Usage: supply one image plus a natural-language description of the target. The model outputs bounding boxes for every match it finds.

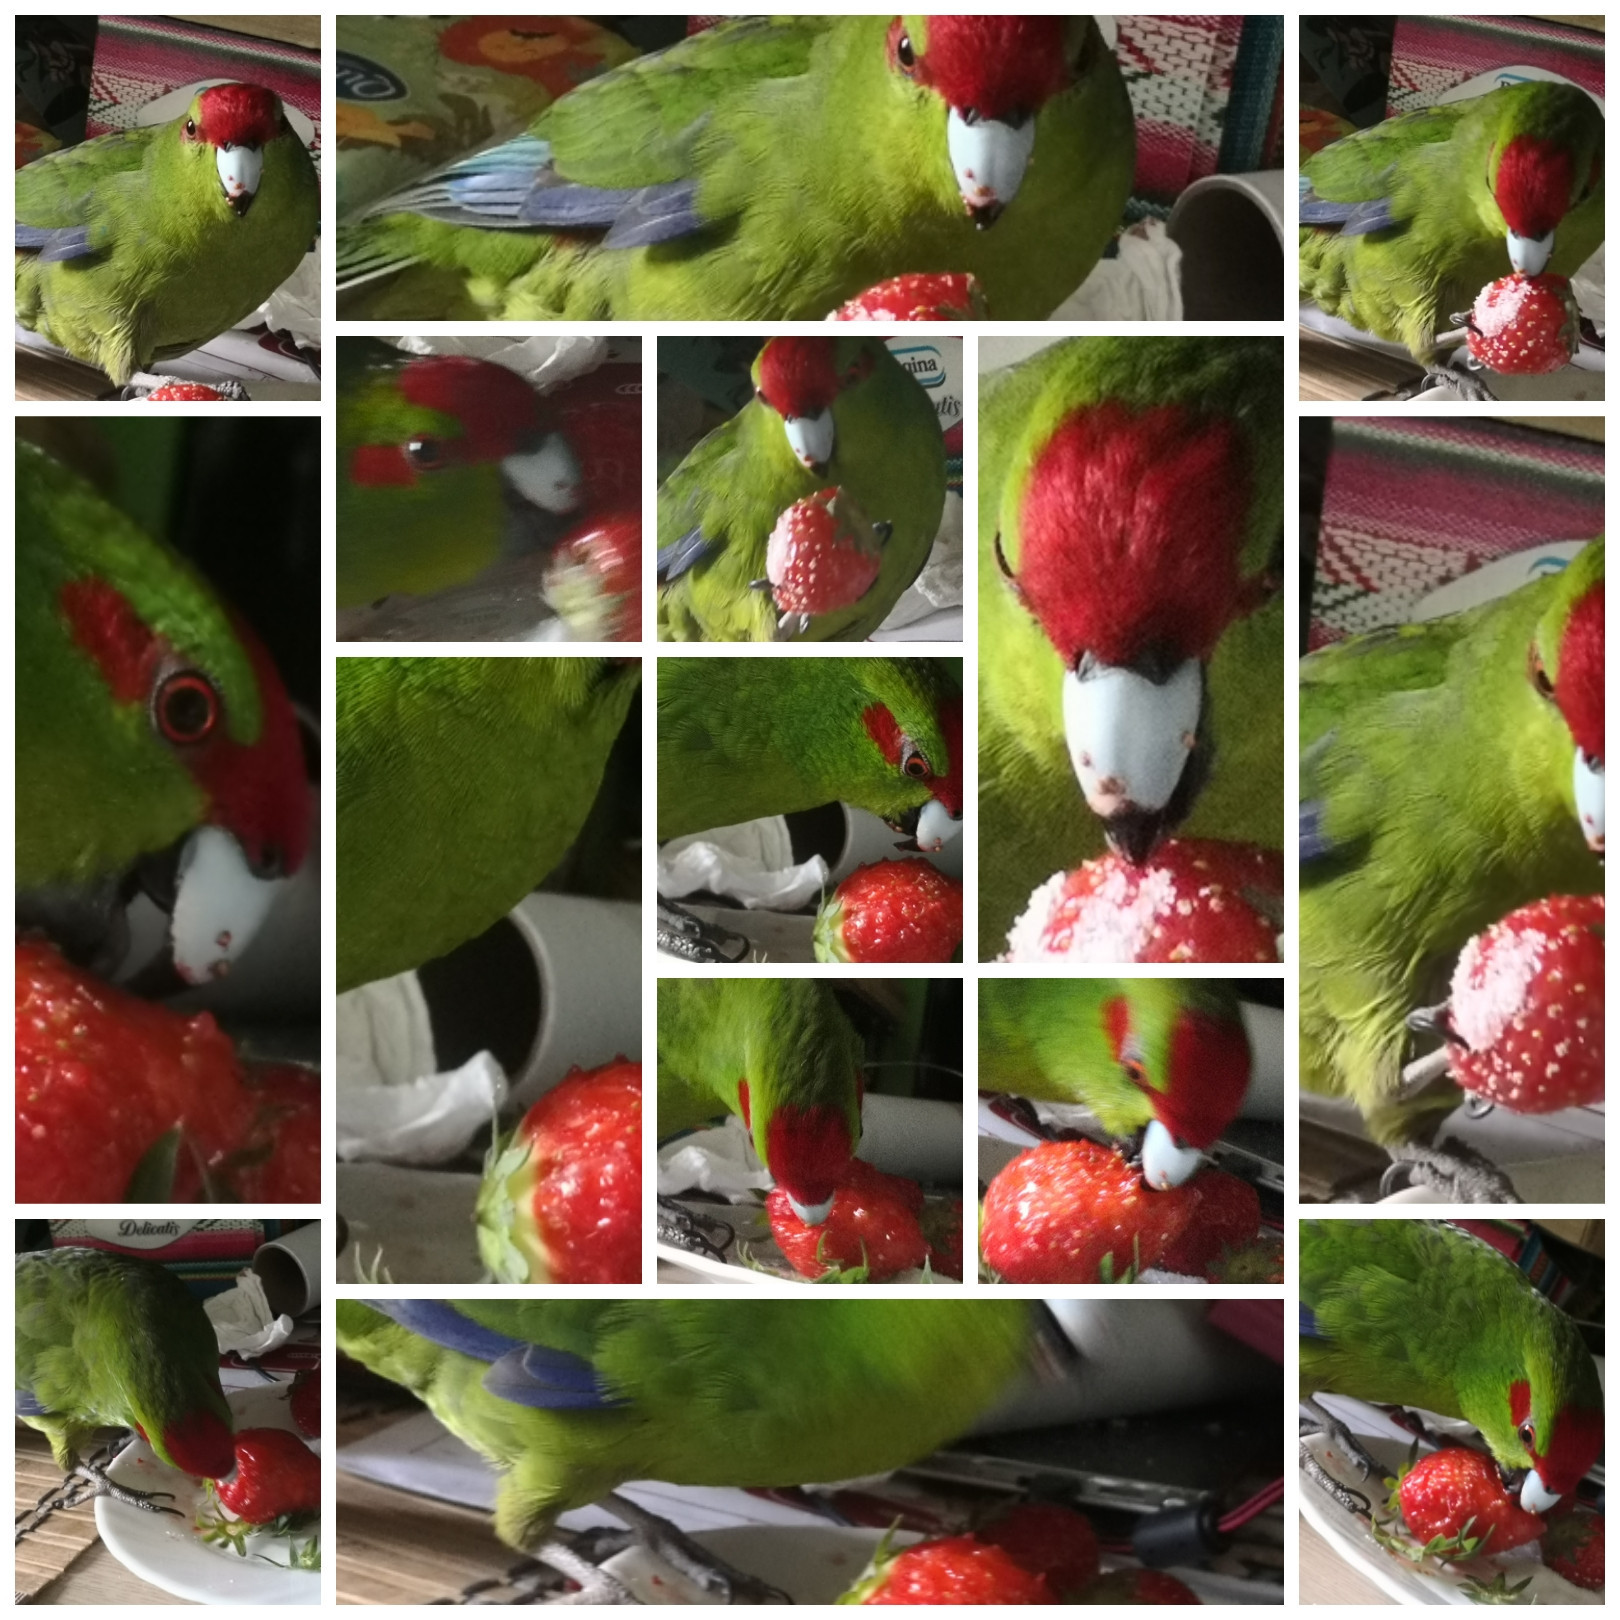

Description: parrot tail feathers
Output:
[483,1345,628,1412]
[333,226,423,291]
[15,223,94,262]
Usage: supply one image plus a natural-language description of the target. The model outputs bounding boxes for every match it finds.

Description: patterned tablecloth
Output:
[1309,418,1605,650]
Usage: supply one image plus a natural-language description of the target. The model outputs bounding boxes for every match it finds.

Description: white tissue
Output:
[658,820,829,911]
[337,972,509,1163]
[386,335,608,391]
[1050,220,1184,322]
[658,1118,773,1202]
[206,1272,294,1358]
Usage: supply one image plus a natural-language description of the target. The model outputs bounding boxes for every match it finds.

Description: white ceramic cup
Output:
[1167,170,1285,319]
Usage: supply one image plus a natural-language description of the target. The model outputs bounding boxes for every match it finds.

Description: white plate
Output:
[96,1381,320,1605]
[1298,1425,1598,1605]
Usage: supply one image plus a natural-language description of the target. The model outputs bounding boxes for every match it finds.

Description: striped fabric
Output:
[87,14,320,145]
[1387,13,1604,112]
[1311,419,1605,649]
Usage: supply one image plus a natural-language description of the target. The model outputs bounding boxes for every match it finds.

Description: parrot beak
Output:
[947,106,1036,228]
[168,826,286,984]
[783,410,835,472]
[503,432,582,514]
[914,800,962,853]
[1141,1119,1202,1189]
[786,1191,835,1226]
[1574,747,1604,853]
[1508,228,1554,276]
[215,144,263,217]
[1519,1469,1560,1514]
[1062,656,1205,866]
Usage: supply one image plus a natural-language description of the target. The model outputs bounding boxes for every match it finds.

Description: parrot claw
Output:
[1379,1139,1520,1204]
[1298,1440,1373,1519]
[532,1538,637,1604]
[1396,1045,1454,1101]
[657,1196,733,1262]
[73,1460,181,1517]
[656,900,752,963]
[602,1492,793,1604]
[774,612,811,641]
[1300,1396,1382,1484]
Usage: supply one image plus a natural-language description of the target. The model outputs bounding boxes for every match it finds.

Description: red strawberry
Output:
[1002,839,1282,963]
[223,1062,322,1204]
[142,381,229,401]
[845,1533,1054,1604]
[922,1196,964,1280]
[765,486,884,617]
[814,858,963,963]
[1078,1569,1202,1603]
[768,1161,928,1280]
[831,273,987,322]
[214,1428,320,1523]
[979,1502,1101,1598]
[1157,1169,1262,1279]
[17,940,260,1201]
[1395,1447,1545,1555]
[1206,1229,1284,1284]
[1543,1502,1603,1591]
[1466,273,1581,375]
[476,1060,642,1284]
[980,1140,1202,1283]
[544,506,640,641]
[288,1371,320,1440]
[1445,895,1603,1113]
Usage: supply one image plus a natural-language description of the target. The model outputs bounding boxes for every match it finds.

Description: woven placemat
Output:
[14,1430,102,1603]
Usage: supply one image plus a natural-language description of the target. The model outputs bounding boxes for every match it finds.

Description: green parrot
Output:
[979,980,1255,1188]
[658,656,961,848]
[1300,538,1604,1198]
[16,83,319,386]
[658,335,947,642]
[16,1247,237,1507]
[1300,1220,1603,1514]
[336,343,585,610]
[658,978,865,1223]
[337,656,639,992]
[336,1298,1032,1599]
[336,16,1133,320]
[978,337,1284,958]
[1300,81,1604,395]
[16,438,310,984]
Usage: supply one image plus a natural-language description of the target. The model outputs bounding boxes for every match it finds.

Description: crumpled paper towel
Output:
[385,334,608,391]
[205,1272,293,1358]
[658,1117,773,1202]
[878,493,963,631]
[658,819,828,911]
[1051,220,1184,322]
[337,971,509,1163]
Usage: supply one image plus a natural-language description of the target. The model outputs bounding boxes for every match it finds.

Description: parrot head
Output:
[1104,985,1253,1188]
[888,17,1086,227]
[753,337,881,473]
[1493,1363,1604,1513]
[134,1403,237,1482]
[1489,85,1603,276]
[56,576,310,983]
[180,83,295,220]
[1530,542,1603,853]
[736,982,865,1225]
[858,674,963,852]
[348,354,582,516]
[997,401,1269,864]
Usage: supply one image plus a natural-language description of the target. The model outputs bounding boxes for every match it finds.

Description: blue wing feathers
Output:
[658,527,715,584]
[16,223,95,261]
[359,1299,526,1363]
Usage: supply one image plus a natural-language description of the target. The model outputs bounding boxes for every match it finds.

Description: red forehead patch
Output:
[398,355,543,461]
[757,338,842,419]
[1154,1008,1252,1150]
[1495,134,1577,242]
[930,694,963,816]
[196,82,283,148]
[895,17,1069,121]
[765,1103,855,1209]
[1555,581,1603,759]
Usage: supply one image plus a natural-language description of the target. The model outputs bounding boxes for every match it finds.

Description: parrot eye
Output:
[1528,645,1556,700]
[896,31,917,72]
[405,437,447,471]
[1518,1420,1536,1449]
[1119,1035,1147,1085]
[184,118,197,139]
[900,739,931,779]
[154,670,220,745]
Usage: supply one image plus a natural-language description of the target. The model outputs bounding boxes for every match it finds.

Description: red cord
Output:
[1218,1477,1284,1532]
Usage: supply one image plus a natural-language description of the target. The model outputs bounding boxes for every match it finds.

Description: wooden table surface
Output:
[1299,1516,1393,1605]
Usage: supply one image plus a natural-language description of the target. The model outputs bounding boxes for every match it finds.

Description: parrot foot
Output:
[72,1461,180,1517]
[532,1538,637,1605]
[117,373,251,402]
[657,1196,733,1262]
[1379,1139,1520,1204]
[656,900,752,963]
[1300,1396,1383,1484]
[603,1492,792,1604]
[1298,1440,1373,1518]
